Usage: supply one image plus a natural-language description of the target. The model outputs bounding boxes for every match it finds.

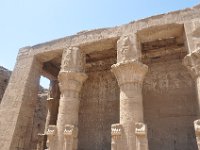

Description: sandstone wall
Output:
[0,66,11,103]
[143,54,198,150]
[78,58,119,150]
[0,66,47,150]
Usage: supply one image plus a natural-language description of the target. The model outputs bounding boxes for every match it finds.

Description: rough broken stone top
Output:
[117,35,141,63]
[61,46,86,73]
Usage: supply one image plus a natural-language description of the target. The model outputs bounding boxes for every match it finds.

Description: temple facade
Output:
[0,4,200,150]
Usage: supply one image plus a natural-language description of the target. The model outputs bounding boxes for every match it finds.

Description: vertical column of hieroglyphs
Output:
[183,19,200,149]
[0,47,42,150]
[111,36,149,150]
[47,46,87,150]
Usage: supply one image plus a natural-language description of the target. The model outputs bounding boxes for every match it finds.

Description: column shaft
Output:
[111,61,148,150]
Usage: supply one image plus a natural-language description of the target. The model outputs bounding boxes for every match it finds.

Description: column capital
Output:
[111,60,148,86]
[183,48,200,78]
[58,71,87,93]
[61,46,86,72]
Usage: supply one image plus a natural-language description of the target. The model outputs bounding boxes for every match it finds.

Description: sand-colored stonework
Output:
[1,4,200,150]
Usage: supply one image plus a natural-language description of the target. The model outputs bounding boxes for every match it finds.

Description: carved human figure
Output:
[135,122,149,150]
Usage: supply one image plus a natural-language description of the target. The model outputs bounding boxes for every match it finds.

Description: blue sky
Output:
[0,0,199,87]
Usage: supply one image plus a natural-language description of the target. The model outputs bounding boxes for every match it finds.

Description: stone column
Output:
[111,36,149,150]
[45,80,60,132]
[54,46,87,150]
[183,49,200,149]
[0,47,41,150]
[183,49,200,114]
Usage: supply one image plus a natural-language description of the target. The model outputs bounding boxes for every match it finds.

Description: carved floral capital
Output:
[111,60,148,86]
[58,71,87,93]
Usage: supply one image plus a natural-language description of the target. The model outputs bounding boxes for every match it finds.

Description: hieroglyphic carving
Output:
[61,46,85,72]
[63,124,78,150]
[194,120,200,149]
[111,124,123,150]
[135,122,149,150]
[46,125,56,150]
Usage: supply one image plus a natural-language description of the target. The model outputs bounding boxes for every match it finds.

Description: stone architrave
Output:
[135,122,149,150]
[111,36,149,150]
[54,46,87,150]
[46,125,57,150]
